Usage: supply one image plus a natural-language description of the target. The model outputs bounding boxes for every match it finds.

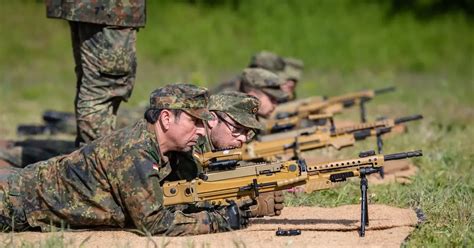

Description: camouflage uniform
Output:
[0,70,282,168]
[0,107,144,169]
[240,68,289,103]
[169,91,285,218]
[168,91,264,182]
[239,68,290,134]
[249,51,304,101]
[46,0,146,146]
[0,84,235,235]
[210,92,264,131]
[211,51,304,99]
[281,57,304,84]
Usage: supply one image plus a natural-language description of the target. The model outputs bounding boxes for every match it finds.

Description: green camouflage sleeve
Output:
[114,151,230,236]
[148,207,231,236]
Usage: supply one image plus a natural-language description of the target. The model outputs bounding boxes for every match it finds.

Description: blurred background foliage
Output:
[1,0,471,129]
[0,0,473,246]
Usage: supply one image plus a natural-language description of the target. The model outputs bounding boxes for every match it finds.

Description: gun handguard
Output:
[162,150,422,206]
[197,132,359,167]
[384,150,422,161]
[333,114,423,135]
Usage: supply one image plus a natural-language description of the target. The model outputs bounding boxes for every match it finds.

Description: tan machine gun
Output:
[196,114,423,168]
[266,86,396,133]
[163,150,423,237]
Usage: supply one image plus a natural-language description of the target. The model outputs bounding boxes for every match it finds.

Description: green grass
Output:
[0,0,472,247]
[286,119,473,246]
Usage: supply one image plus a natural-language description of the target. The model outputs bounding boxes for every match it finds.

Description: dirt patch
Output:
[1,205,419,248]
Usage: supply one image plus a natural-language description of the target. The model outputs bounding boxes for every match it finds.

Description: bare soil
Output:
[1,204,420,248]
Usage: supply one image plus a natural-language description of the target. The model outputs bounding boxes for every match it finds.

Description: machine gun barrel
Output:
[333,113,422,135]
[394,114,423,125]
[384,150,422,161]
[374,86,396,95]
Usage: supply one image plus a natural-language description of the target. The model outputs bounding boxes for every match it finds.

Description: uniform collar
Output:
[145,121,165,165]
[203,123,215,152]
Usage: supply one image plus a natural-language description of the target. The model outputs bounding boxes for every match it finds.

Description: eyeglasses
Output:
[216,113,253,139]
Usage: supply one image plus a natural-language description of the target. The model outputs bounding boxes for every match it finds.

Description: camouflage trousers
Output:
[70,22,138,146]
[0,168,30,231]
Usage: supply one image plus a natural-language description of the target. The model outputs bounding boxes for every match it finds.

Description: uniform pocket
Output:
[7,172,21,197]
[98,27,137,77]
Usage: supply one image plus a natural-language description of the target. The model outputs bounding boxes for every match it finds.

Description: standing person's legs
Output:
[70,22,138,146]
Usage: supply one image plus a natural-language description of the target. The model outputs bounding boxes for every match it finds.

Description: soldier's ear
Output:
[159,109,172,130]
[207,112,218,129]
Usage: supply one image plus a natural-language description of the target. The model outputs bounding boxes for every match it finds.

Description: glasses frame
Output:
[215,113,253,138]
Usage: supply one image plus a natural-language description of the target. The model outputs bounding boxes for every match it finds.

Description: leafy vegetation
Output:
[0,0,472,246]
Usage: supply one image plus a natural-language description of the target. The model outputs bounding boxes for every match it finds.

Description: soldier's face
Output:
[257,91,277,118]
[281,79,296,98]
[209,113,248,149]
[168,112,206,151]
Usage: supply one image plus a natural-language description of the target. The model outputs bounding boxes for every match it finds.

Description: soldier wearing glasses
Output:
[169,71,288,219]
[0,84,260,235]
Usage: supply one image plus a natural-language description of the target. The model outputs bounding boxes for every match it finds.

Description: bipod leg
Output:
[251,179,260,197]
[291,136,301,160]
[359,100,367,123]
[359,173,369,237]
[329,117,335,133]
[364,177,369,226]
[376,133,385,178]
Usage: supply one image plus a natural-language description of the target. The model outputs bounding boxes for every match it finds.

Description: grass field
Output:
[0,0,472,246]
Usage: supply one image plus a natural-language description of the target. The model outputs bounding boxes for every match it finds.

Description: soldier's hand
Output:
[224,200,252,230]
[249,191,285,218]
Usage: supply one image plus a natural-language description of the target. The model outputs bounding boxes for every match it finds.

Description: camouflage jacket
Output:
[46,0,146,28]
[15,119,229,235]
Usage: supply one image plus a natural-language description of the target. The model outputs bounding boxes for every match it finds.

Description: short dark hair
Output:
[144,108,182,124]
